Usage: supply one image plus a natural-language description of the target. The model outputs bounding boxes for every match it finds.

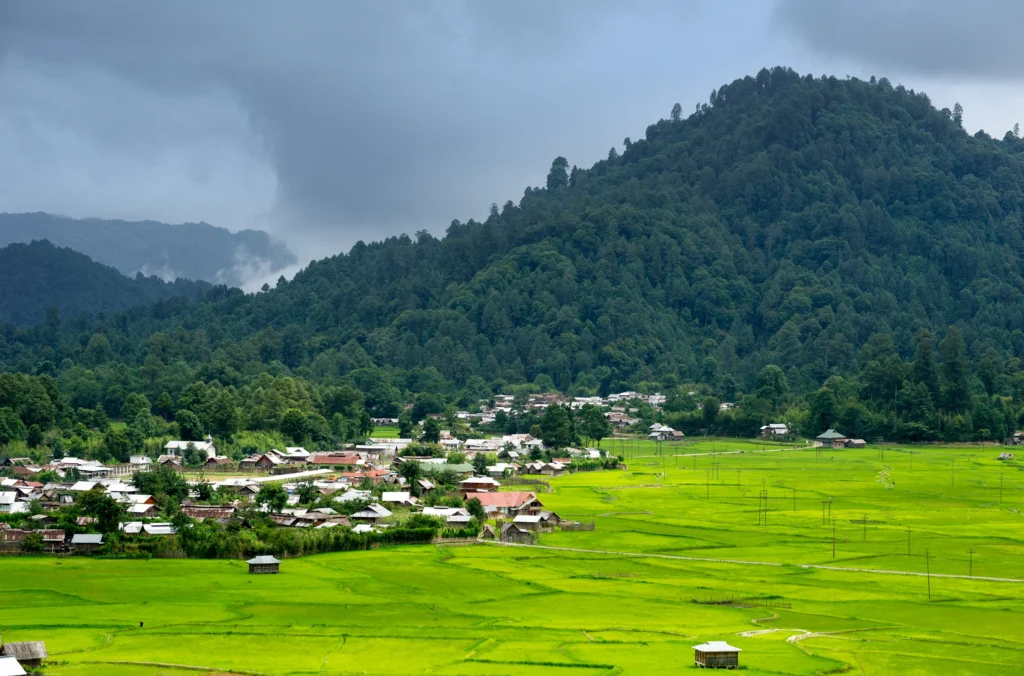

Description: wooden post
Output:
[906,527,911,556]
[925,549,931,600]
[968,547,975,578]
[832,518,836,559]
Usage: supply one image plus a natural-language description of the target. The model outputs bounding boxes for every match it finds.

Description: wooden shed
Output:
[70,533,103,552]
[247,555,281,574]
[0,641,48,667]
[692,641,741,669]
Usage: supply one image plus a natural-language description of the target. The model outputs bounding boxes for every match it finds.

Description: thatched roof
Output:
[1,641,48,660]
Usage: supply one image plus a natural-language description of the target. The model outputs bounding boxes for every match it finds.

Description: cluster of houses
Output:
[401,390,668,427]
[0,431,587,551]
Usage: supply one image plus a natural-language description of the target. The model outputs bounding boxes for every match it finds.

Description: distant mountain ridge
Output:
[0,212,295,287]
[0,240,210,326]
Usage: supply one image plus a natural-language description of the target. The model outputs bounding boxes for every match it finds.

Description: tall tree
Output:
[939,326,971,414]
[911,330,941,403]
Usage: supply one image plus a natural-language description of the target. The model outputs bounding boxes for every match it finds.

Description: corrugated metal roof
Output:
[247,555,281,565]
[71,534,103,544]
[0,656,26,676]
[692,641,741,652]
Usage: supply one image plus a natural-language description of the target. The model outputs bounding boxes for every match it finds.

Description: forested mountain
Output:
[0,212,295,287]
[4,67,1024,446]
[0,240,209,326]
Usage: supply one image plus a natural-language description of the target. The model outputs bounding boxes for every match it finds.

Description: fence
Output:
[501,477,552,491]
[559,521,596,532]
[692,596,791,610]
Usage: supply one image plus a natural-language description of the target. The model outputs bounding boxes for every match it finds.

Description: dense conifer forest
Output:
[0,240,209,326]
[4,67,1024,450]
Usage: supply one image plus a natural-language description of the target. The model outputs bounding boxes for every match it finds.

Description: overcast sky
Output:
[1,0,1022,267]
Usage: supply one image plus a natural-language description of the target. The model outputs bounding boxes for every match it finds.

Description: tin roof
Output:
[71,533,103,544]
[692,641,741,653]
[0,656,27,676]
[246,555,281,565]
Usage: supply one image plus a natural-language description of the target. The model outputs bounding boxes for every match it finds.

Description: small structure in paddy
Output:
[815,428,848,449]
[247,555,281,574]
[692,640,741,669]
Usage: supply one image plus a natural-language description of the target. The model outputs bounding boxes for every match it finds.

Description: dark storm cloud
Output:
[775,0,1024,79]
[0,1,786,264]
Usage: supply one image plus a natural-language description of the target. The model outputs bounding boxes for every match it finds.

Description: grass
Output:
[2,445,1023,674]
[370,425,401,438]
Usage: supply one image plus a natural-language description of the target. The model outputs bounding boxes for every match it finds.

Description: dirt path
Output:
[482,542,1022,583]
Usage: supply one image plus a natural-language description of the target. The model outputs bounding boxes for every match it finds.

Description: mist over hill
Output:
[0,212,295,288]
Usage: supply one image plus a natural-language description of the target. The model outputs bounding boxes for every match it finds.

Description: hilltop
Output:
[0,240,209,326]
[7,67,1024,399]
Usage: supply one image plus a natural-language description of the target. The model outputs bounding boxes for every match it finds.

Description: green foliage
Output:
[540,405,574,449]
[577,404,611,445]
[175,409,204,441]
[6,69,1024,449]
[133,466,190,505]
[279,408,307,444]
[77,486,126,534]
[421,417,441,443]
[0,240,210,326]
[256,483,288,513]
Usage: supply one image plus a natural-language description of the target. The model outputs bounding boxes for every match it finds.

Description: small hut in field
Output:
[246,555,281,574]
[0,641,47,668]
[692,641,740,669]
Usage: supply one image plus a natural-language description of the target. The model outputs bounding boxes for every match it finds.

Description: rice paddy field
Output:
[3,441,1023,675]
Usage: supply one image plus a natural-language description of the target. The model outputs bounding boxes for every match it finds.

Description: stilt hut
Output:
[692,641,741,669]
[246,555,281,574]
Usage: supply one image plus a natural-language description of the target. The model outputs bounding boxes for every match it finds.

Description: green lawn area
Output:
[371,425,400,438]
[2,445,1023,675]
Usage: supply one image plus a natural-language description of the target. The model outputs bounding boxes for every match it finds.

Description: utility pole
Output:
[909,451,913,473]
[951,459,955,488]
[863,513,867,541]
[906,527,911,556]
[737,469,741,487]
[968,547,975,578]
[1000,472,1003,505]
[706,469,710,500]
[792,487,796,511]
[925,549,932,600]
[832,518,836,559]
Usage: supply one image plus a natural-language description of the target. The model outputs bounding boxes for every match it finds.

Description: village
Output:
[0,424,620,558]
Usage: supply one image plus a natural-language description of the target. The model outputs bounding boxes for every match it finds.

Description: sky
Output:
[1,0,1022,270]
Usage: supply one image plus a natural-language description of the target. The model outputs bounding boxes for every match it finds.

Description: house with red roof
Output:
[470,491,542,517]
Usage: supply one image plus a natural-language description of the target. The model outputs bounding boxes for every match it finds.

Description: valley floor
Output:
[2,444,1023,675]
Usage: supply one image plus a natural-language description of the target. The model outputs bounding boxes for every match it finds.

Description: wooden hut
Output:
[70,533,103,552]
[815,429,848,449]
[0,641,48,668]
[247,555,281,574]
[692,641,741,669]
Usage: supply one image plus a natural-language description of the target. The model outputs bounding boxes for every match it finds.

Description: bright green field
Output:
[2,445,1023,675]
